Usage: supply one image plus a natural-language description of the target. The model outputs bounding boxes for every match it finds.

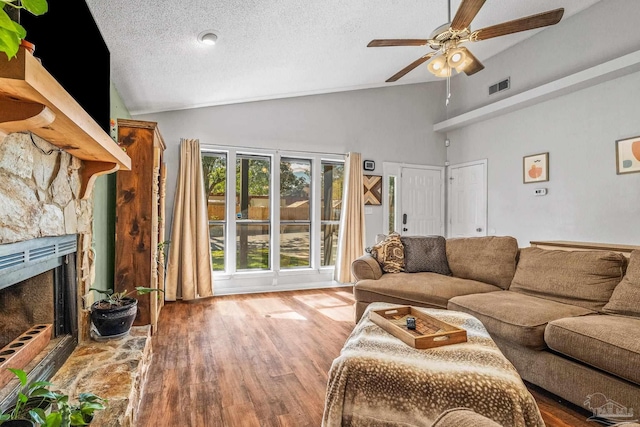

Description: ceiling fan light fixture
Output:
[447,48,466,67]
[428,55,449,76]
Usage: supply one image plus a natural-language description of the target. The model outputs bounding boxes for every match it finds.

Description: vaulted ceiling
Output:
[85,0,602,115]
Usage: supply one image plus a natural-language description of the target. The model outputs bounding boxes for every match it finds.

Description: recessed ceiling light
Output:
[198,30,219,46]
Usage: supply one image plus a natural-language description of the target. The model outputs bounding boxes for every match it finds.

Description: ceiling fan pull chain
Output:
[446,74,451,106]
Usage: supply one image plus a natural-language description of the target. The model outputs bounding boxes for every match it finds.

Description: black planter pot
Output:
[1,420,36,427]
[90,297,138,338]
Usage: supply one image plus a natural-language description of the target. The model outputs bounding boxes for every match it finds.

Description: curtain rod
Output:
[199,142,346,157]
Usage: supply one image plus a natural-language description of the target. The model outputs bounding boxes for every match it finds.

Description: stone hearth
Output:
[50,326,152,427]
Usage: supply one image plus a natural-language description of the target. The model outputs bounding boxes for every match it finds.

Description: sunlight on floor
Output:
[294,293,354,322]
[245,297,308,321]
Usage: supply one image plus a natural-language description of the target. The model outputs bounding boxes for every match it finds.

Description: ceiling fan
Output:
[368,0,565,82]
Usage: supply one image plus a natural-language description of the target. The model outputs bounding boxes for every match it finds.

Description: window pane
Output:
[236,224,270,270]
[321,224,339,266]
[388,175,396,234]
[236,155,271,220]
[321,162,344,221]
[280,158,311,221]
[202,153,227,270]
[321,161,343,266]
[209,224,225,271]
[280,224,310,268]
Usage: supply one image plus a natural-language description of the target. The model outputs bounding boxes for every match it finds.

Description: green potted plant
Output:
[0,368,106,427]
[0,0,48,59]
[88,287,164,338]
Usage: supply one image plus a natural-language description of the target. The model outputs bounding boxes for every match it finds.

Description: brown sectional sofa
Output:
[352,235,640,413]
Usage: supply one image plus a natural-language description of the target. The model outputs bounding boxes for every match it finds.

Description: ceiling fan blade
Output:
[386,52,436,82]
[451,0,487,31]
[473,8,564,41]
[368,39,430,47]
[458,47,484,75]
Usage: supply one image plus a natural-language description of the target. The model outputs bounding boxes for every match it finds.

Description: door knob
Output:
[476,228,483,232]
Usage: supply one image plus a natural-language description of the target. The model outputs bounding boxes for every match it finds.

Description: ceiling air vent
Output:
[489,77,510,95]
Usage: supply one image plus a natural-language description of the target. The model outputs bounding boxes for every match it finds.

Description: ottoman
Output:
[322,302,544,427]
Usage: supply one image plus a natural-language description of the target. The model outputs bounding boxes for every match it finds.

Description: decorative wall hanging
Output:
[363,175,382,205]
[615,135,640,175]
[523,152,549,183]
[363,160,375,171]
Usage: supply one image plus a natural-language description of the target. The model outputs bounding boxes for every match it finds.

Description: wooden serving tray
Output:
[370,306,467,349]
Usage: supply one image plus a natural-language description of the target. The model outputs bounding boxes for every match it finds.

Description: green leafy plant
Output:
[0,368,106,427]
[0,0,48,59]
[89,287,164,309]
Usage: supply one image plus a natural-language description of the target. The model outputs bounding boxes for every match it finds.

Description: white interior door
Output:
[448,160,487,237]
[400,167,444,236]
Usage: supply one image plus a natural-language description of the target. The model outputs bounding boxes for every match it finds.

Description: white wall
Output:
[445,0,640,247]
[447,69,640,247]
[135,82,446,248]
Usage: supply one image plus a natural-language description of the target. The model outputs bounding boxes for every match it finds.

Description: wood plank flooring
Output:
[137,288,594,426]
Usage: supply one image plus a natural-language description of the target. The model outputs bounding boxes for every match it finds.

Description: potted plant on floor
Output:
[88,287,164,338]
[0,0,48,59]
[0,368,106,427]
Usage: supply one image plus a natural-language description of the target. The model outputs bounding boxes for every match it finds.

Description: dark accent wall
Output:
[22,1,116,291]
[21,0,110,131]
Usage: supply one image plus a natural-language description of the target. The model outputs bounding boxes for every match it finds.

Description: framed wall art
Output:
[523,152,549,184]
[363,175,382,205]
[615,135,640,175]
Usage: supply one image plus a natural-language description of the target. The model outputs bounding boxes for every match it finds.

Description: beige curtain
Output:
[334,152,366,283]
[165,139,214,301]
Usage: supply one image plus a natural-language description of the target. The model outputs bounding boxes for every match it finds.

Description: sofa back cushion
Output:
[400,236,451,275]
[445,236,519,290]
[511,247,627,311]
[603,250,640,317]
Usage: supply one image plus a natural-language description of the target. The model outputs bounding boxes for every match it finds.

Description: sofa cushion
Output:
[510,247,627,312]
[445,236,519,290]
[448,291,594,350]
[370,232,405,273]
[400,235,451,275]
[603,250,640,318]
[354,272,501,309]
[545,315,640,385]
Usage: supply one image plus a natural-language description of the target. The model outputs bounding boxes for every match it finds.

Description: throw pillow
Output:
[400,235,451,275]
[603,250,640,317]
[370,232,405,273]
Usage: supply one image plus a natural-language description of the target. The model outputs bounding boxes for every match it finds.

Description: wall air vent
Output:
[489,77,510,95]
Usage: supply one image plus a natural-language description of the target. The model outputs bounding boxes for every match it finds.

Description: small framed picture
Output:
[615,135,640,175]
[363,160,375,171]
[363,175,382,205]
[523,152,549,184]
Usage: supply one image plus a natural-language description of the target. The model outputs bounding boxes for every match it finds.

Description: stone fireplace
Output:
[0,132,93,409]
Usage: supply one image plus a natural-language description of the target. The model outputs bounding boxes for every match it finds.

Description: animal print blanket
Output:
[322,303,544,427]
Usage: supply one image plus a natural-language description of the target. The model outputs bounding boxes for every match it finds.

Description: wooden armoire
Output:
[115,119,167,333]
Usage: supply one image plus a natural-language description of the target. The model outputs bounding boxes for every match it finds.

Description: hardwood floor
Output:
[137,288,593,426]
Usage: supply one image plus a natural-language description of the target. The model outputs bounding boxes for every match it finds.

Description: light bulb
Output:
[428,55,448,76]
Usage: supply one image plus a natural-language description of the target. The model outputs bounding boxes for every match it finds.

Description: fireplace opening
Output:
[0,235,78,410]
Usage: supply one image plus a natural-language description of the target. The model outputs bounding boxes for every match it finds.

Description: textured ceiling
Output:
[85,0,602,115]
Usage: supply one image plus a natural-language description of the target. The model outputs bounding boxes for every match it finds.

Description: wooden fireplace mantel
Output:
[0,47,131,199]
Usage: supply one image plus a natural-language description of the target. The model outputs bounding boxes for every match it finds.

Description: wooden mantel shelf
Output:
[0,47,131,199]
